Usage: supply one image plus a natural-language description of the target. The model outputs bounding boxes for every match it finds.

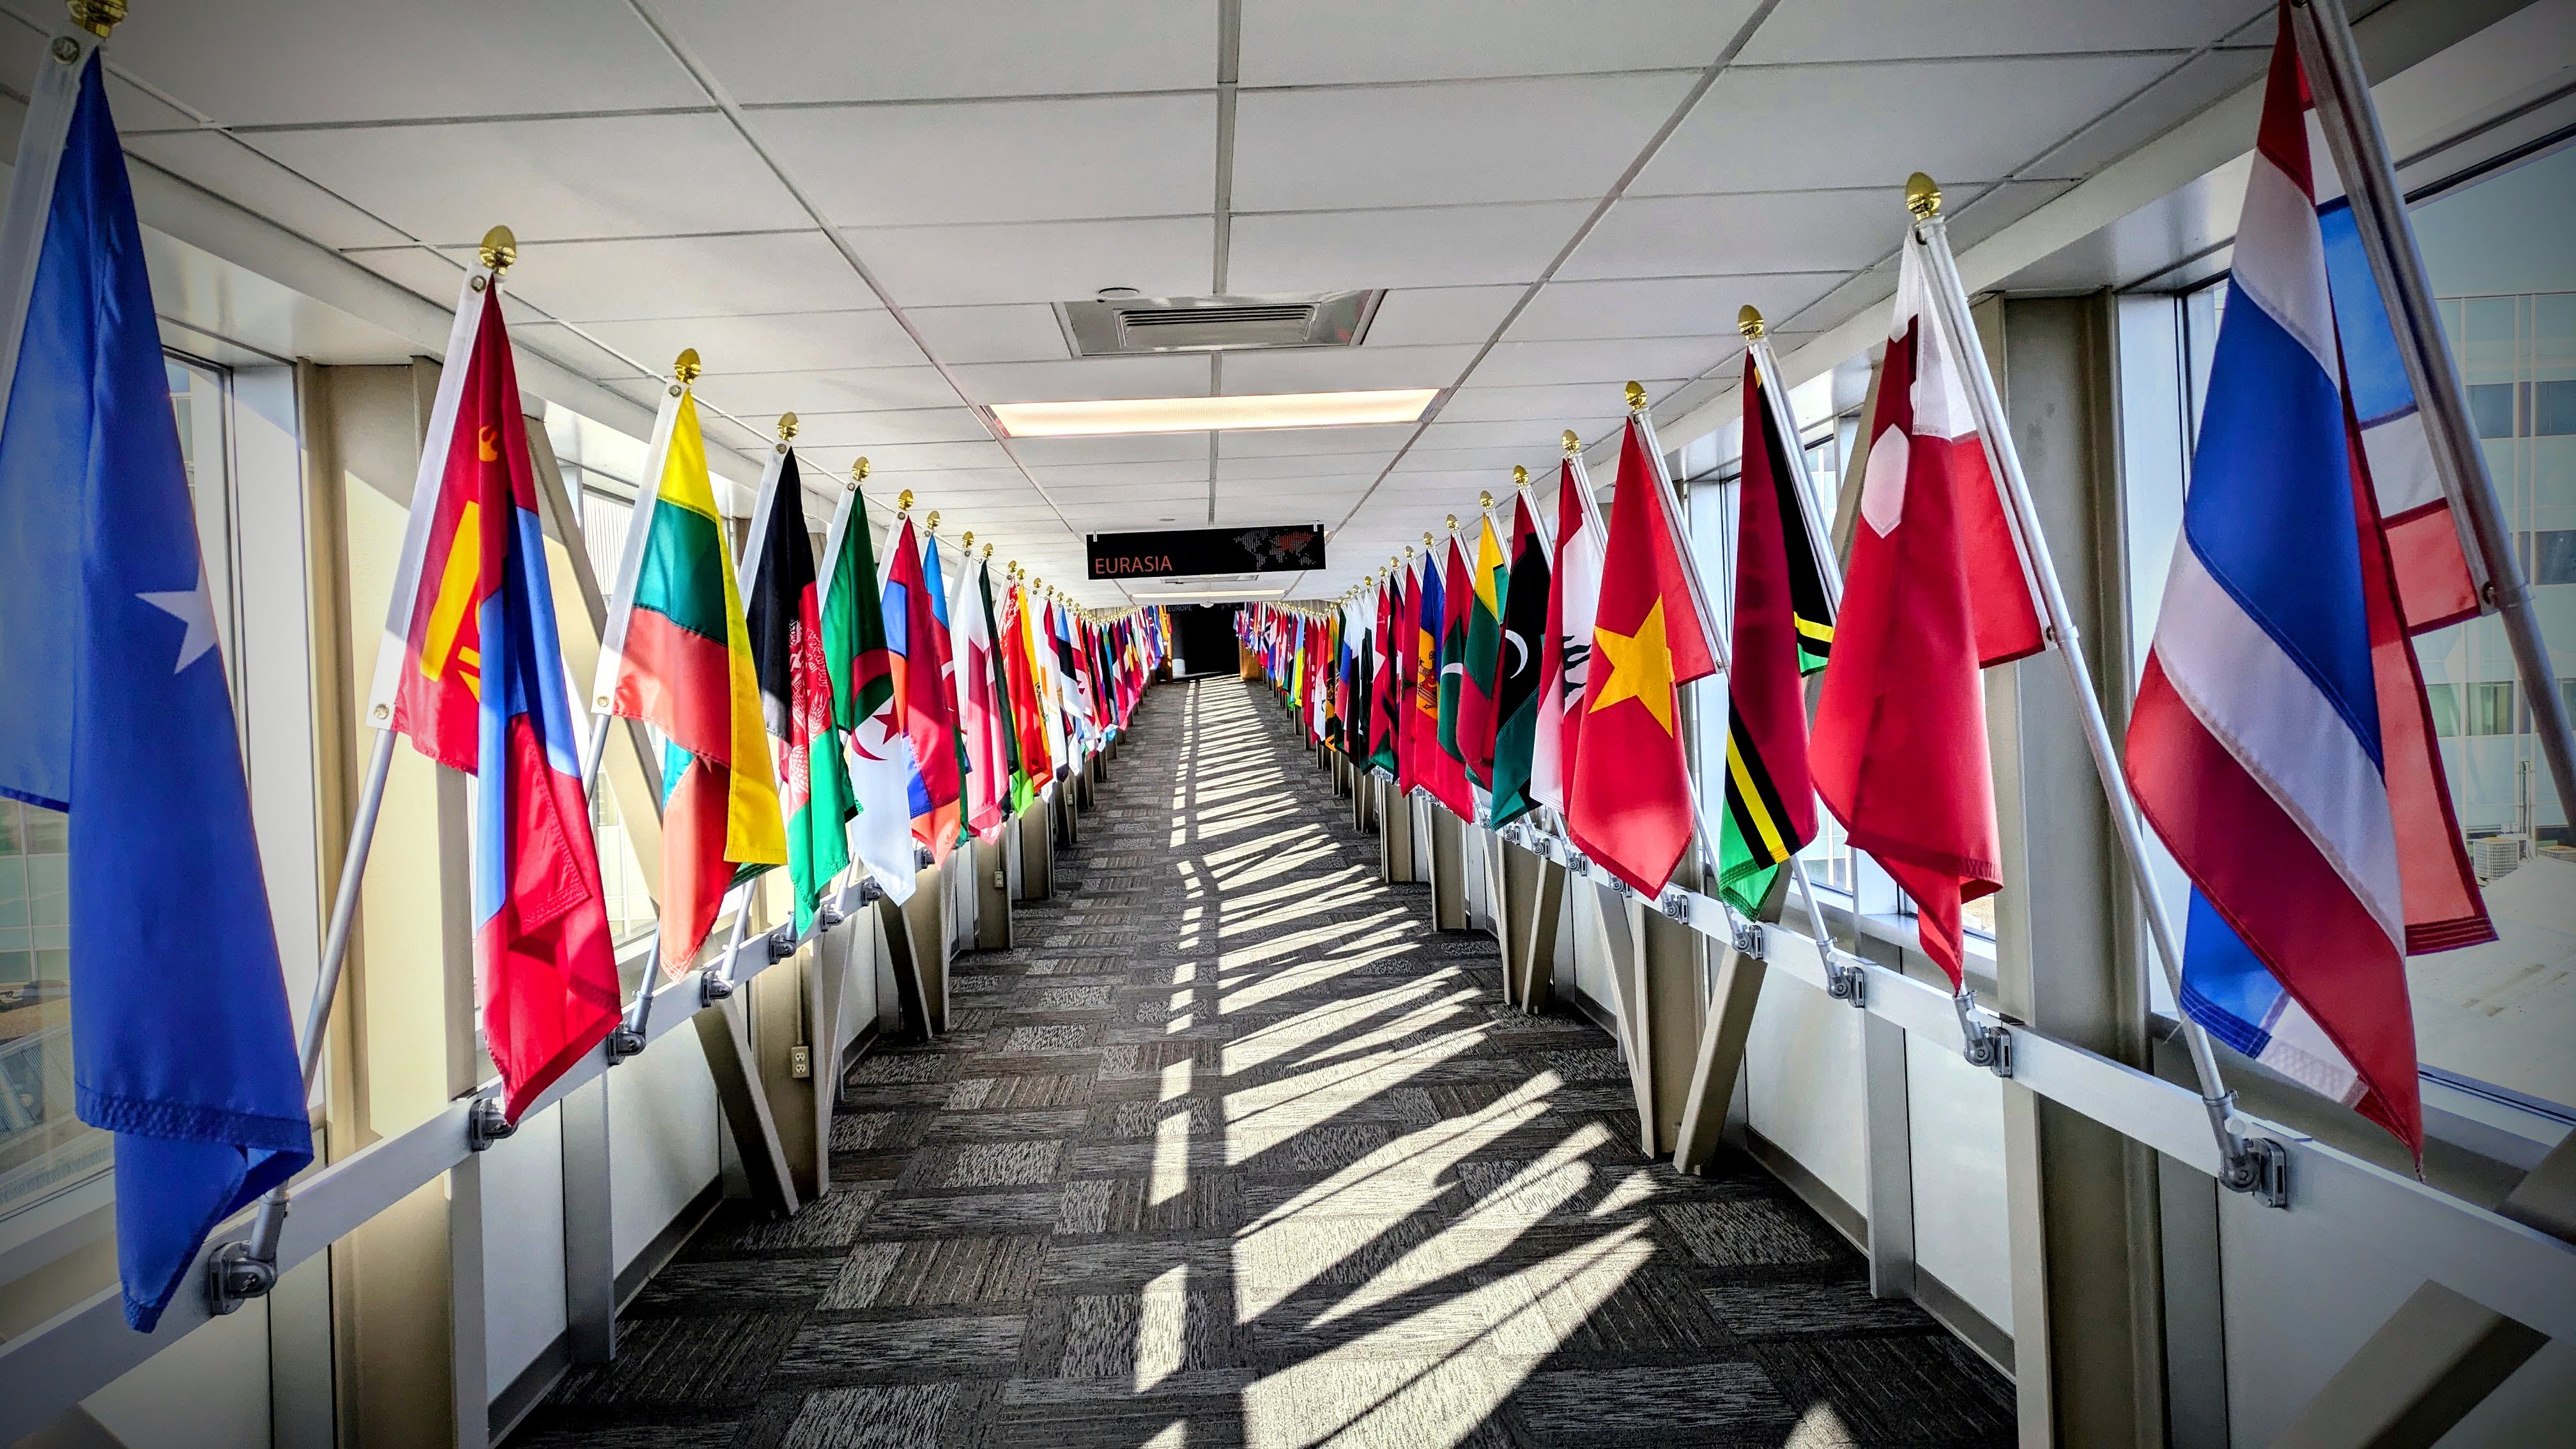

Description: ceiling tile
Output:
[1237,0,1763,85]
[579,310,925,376]
[1028,460,1211,489]
[250,113,808,243]
[951,355,1213,404]
[1392,445,1559,475]
[125,132,411,249]
[1417,417,1611,453]
[514,322,657,383]
[758,93,1214,226]
[2025,46,2272,180]
[1506,273,1844,341]
[653,0,1215,102]
[789,408,992,447]
[1636,56,2178,197]
[1216,453,1397,482]
[1561,190,1903,279]
[1438,381,1673,425]
[1219,423,1418,457]
[95,0,700,126]
[1218,343,1475,394]
[694,365,962,417]
[457,231,880,323]
[1360,286,1526,347]
[1232,73,1694,212]
[1465,337,1734,389]
[1227,201,1592,293]
[1738,0,2265,65]
[854,440,1016,471]
[1008,433,1211,466]
[848,217,1213,307]
[906,305,1073,365]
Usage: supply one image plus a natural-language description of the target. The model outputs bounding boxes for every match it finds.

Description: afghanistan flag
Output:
[1487,494,1552,828]
[597,385,785,976]
[1458,512,1508,786]
[745,448,853,935]
[1567,415,1719,898]
[1717,354,1836,918]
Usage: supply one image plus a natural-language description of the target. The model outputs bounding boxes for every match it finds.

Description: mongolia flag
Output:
[384,283,622,1122]
[2125,26,2489,1157]
[1532,457,1604,824]
[1567,417,1720,897]
[0,44,309,1331]
[885,519,964,860]
[744,447,853,936]
[1811,235,2045,989]
[595,381,786,977]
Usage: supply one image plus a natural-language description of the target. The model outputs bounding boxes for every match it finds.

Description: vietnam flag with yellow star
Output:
[1568,415,1719,897]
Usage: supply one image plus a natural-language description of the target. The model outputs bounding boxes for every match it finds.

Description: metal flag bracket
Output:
[1952,991,2013,1077]
[2209,1093,2293,1209]
[467,1096,517,1153]
[1820,946,1867,1009]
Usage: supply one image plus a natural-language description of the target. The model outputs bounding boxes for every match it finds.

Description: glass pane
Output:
[0,798,105,1219]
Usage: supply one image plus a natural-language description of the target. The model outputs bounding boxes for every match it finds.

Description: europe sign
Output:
[1087,524,1325,580]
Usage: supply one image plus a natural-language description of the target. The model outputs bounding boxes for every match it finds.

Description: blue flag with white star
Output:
[0,49,310,1331]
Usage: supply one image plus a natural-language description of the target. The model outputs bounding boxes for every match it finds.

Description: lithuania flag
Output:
[1458,511,1508,787]
[1717,354,1836,918]
[745,447,852,936]
[600,387,785,976]
[1487,494,1552,828]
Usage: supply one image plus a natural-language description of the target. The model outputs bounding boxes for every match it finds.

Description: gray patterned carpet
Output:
[510,677,2012,1448]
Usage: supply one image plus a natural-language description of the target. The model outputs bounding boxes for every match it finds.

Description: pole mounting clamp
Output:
[1730,918,1767,962]
[206,1240,277,1316]
[1954,993,2014,1077]
[467,1096,516,1152]
[765,924,799,963]
[2207,1093,2291,1208]
[700,970,736,1006]
[1821,951,1866,1008]
[604,1024,647,1062]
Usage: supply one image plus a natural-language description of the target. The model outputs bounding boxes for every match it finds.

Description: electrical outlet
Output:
[789,1045,811,1079]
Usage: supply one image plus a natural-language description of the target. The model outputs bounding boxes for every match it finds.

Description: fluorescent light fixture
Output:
[990,388,1437,438]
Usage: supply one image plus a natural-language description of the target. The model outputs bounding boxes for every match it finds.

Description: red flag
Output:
[1427,540,1478,820]
[1567,417,1719,896]
[885,518,963,861]
[1810,243,2044,987]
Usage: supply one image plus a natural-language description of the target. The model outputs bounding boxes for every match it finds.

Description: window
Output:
[2462,680,2517,736]
[2531,529,2576,585]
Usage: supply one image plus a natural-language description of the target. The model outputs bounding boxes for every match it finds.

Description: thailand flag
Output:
[2125,22,2489,1158]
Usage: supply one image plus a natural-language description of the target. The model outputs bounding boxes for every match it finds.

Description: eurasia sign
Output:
[1087,524,1324,580]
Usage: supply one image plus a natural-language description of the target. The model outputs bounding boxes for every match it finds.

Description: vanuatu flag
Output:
[1568,415,1719,898]
[597,384,785,976]
[1717,355,1836,917]
[1458,512,1508,786]
[1487,494,1552,828]
[745,447,852,936]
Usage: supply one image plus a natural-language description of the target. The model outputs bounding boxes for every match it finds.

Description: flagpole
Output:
[1906,174,2281,1201]
[2288,0,2576,827]
[1630,388,1733,891]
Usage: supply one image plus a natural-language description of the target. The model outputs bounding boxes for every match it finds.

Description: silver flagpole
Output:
[1906,174,2280,1202]
[2288,0,2576,827]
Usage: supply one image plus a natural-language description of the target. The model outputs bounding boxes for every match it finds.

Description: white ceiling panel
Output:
[459,231,881,323]
[1219,424,1418,457]
[1360,286,1526,348]
[514,323,659,385]
[694,365,962,417]
[2026,46,2273,180]
[1227,201,1592,293]
[1417,417,1611,453]
[1506,273,1844,341]
[758,93,1214,227]
[652,0,1214,103]
[1216,454,1397,482]
[851,440,1016,471]
[906,305,1074,365]
[125,133,410,249]
[1218,343,1475,395]
[848,217,1212,307]
[951,355,1213,404]
[1466,337,1735,389]
[1438,381,1669,425]
[94,0,698,126]
[1561,189,1908,280]
[579,310,925,376]
[1009,433,1213,467]
[802,463,1029,494]
[1237,0,1763,85]
[1232,73,1694,212]
[250,113,808,244]
[1637,55,2177,196]
[789,408,992,447]
[1391,446,1563,475]
[1738,0,2266,65]
[1028,460,1211,489]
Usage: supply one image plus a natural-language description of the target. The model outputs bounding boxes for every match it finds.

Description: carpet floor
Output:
[511,676,2013,1448]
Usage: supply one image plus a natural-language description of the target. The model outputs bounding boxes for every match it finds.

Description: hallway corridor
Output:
[512,678,2013,1449]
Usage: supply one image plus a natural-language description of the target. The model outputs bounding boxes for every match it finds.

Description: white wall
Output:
[478,1103,567,1395]
[607,1025,721,1277]
[1905,1046,2012,1335]
[1743,969,1866,1213]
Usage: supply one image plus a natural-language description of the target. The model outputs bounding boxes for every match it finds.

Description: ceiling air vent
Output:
[1059,290,1383,357]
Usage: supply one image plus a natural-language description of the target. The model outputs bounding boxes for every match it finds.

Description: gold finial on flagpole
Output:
[850,458,870,491]
[1562,429,1581,456]
[1905,171,1942,219]
[960,530,974,550]
[1422,531,1434,548]
[983,542,994,560]
[896,487,912,513]
[1624,381,1646,413]
[66,1,123,38]
[673,348,702,385]
[1478,490,1493,511]
[1510,466,1527,487]
[1443,515,1457,535]
[776,412,798,447]
[478,226,518,275]
[926,510,940,534]
[1737,305,1764,340]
